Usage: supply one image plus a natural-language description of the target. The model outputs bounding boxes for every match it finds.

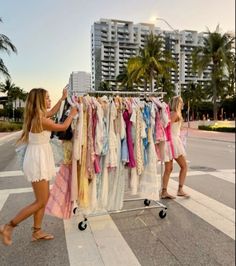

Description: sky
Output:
[0,0,235,104]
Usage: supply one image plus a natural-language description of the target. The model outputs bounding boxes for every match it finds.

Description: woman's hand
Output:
[61,85,68,101]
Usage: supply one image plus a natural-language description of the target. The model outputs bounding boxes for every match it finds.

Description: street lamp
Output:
[156,18,181,96]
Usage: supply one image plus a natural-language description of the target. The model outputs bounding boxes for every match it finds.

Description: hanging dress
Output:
[139,103,161,200]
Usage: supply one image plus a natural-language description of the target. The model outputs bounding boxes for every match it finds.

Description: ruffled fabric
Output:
[23,131,55,182]
[45,164,73,219]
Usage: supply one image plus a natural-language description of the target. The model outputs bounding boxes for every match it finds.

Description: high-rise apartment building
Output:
[69,71,91,93]
[91,19,212,94]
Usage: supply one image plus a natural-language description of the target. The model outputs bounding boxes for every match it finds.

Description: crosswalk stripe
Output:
[64,215,141,266]
[170,169,235,184]
[0,168,234,184]
[0,170,23,177]
[0,169,235,242]
[0,189,141,266]
[168,179,235,240]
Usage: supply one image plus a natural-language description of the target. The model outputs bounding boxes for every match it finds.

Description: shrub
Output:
[198,125,235,133]
[0,121,23,132]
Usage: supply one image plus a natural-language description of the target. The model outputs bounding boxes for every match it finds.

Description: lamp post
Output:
[156,18,181,96]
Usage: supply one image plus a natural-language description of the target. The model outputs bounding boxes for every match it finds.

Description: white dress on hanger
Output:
[139,104,161,200]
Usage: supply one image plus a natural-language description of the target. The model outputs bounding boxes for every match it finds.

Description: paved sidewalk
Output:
[0,131,22,144]
[183,127,235,142]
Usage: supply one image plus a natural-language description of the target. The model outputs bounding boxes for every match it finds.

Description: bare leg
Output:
[0,180,51,245]
[161,160,175,199]
[31,180,53,241]
[175,155,189,197]
[33,181,50,229]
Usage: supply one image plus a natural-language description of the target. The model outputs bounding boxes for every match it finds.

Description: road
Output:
[0,131,235,266]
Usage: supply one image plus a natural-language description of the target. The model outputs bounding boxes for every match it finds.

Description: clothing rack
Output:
[69,89,166,97]
[68,89,168,231]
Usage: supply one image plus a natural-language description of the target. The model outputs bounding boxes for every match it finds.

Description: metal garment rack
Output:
[69,90,168,231]
[68,89,166,98]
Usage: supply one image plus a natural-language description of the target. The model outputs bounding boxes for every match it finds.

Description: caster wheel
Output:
[78,221,87,231]
[159,210,167,219]
[73,207,77,214]
[144,199,151,206]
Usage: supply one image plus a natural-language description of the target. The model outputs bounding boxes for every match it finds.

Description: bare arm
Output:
[46,87,68,118]
[42,116,73,132]
[43,106,78,131]
[46,98,63,118]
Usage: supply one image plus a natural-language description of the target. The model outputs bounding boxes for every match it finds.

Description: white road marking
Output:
[0,168,235,258]
[168,179,235,240]
[64,217,105,266]
[0,170,23,177]
[171,169,235,184]
[0,187,140,266]
[0,168,60,178]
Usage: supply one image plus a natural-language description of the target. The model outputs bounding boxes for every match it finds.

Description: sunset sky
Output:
[0,0,235,103]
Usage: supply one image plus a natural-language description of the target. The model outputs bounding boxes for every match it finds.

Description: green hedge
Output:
[198,125,235,133]
[0,121,23,132]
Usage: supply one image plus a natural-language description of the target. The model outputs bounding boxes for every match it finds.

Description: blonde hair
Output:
[169,96,184,122]
[17,88,47,144]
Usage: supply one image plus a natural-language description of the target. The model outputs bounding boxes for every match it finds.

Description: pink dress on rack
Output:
[45,164,73,219]
[123,110,136,168]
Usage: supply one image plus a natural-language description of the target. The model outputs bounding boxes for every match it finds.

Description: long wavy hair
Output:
[169,95,184,122]
[17,88,47,144]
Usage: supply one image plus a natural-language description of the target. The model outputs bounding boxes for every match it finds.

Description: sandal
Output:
[32,227,54,241]
[0,221,17,246]
[160,188,176,199]
[177,185,190,198]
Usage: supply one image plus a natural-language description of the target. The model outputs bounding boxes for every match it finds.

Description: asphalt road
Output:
[0,133,235,266]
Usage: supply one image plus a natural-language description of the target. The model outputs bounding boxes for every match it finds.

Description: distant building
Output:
[69,71,91,93]
[0,96,25,109]
[91,18,213,94]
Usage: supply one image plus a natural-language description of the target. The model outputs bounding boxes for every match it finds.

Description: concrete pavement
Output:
[0,129,235,266]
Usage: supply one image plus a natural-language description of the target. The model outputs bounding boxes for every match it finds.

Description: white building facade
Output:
[91,18,212,94]
[69,71,91,93]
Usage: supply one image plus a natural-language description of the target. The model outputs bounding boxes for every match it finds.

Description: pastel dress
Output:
[139,104,161,200]
[171,121,186,159]
[23,131,56,182]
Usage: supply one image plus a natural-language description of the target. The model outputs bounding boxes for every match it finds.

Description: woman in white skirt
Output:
[160,96,189,199]
[0,87,77,245]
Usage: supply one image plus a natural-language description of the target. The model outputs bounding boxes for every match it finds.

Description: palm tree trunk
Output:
[150,70,155,92]
[187,100,190,128]
[212,76,218,121]
[144,80,147,92]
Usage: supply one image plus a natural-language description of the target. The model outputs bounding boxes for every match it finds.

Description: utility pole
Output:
[156,18,181,96]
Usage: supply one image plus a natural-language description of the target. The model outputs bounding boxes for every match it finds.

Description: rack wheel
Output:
[73,207,77,214]
[144,199,151,206]
[159,210,167,219]
[78,221,87,231]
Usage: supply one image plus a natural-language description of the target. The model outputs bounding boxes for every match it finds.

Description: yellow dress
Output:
[77,107,89,208]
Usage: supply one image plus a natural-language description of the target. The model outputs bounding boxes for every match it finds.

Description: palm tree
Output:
[182,82,206,121]
[0,17,17,78]
[127,33,176,92]
[98,80,111,91]
[0,79,18,119]
[116,64,136,91]
[192,25,235,120]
